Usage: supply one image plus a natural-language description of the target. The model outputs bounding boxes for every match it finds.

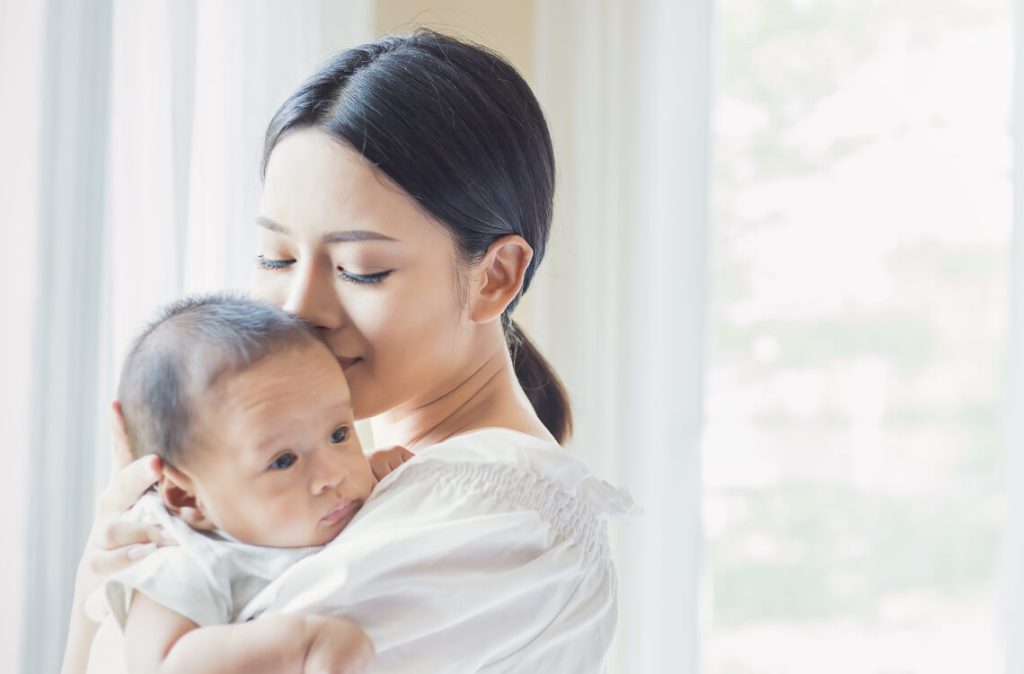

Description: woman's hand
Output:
[74,402,174,602]
[62,402,176,674]
[303,616,376,674]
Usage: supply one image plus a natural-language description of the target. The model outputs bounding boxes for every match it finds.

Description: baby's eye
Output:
[330,426,349,444]
[269,452,297,470]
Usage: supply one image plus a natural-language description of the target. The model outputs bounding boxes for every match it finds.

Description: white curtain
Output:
[0,0,45,668]
[17,2,115,673]
[1003,1,1024,671]
[14,3,372,671]
[526,2,713,672]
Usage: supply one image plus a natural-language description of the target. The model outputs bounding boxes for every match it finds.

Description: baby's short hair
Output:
[118,294,320,467]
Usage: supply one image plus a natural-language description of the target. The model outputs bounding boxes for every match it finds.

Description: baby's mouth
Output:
[322,499,358,524]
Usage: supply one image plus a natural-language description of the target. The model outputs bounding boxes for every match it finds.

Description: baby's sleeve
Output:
[104,543,231,629]
[100,492,232,630]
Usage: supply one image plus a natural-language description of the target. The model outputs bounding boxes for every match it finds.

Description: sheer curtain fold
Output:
[23,2,114,673]
[1003,1,1024,670]
[0,2,45,672]
[109,0,188,362]
[530,2,713,672]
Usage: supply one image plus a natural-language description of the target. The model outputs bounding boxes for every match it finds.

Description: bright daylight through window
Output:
[705,1,1012,671]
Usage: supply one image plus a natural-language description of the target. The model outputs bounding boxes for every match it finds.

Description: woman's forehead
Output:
[260,128,437,243]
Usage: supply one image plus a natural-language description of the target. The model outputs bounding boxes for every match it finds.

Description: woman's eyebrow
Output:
[256,216,396,243]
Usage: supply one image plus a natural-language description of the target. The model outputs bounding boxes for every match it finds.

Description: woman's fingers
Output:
[88,542,159,577]
[95,520,173,551]
[74,412,168,599]
[96,454,162,515]
[86,520,175,578]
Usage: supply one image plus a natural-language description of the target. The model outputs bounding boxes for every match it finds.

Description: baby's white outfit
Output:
[96,490,322,629]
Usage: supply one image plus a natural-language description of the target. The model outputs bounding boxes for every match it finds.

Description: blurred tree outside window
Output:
[705,1,1012,671]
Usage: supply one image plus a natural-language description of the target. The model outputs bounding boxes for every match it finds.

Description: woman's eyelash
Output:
[255,254,294,270]
[337,269,392,285]
[254,255,390,285]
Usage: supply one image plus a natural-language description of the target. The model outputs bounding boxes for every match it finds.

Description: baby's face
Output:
[179,341,377,547]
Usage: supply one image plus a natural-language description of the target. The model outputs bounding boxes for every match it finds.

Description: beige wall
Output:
[374,0,535,83]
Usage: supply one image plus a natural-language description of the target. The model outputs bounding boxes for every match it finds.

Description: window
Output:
[705,1,1012,671]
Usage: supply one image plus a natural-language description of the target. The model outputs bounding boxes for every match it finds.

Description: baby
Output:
[102,294,410,673]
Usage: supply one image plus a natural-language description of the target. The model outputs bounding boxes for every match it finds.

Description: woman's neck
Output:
[369,342,552,452]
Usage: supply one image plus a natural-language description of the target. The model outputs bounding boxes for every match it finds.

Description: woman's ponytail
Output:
[506,320,572,445]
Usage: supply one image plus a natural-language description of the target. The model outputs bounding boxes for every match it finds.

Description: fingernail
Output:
[158,529,177,544]
[128,543,157,560]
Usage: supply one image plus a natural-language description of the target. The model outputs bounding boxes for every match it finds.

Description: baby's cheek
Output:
[230,495,299,546]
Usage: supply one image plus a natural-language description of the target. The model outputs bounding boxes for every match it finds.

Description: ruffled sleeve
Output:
[238,428,633,673]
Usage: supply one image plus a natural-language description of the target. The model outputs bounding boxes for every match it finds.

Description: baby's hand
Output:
[304,616,375,674]
[368,446,414,480]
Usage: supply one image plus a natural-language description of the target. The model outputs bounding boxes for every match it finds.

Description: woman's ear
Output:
[158,465,216,532]
[469,235,534,324]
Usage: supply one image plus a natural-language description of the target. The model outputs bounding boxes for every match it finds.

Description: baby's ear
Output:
[158,466,216,532]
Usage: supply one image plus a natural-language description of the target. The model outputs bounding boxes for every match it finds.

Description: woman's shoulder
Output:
[366,428,634,559]
[383,428,626,501]
[417,427,567,471]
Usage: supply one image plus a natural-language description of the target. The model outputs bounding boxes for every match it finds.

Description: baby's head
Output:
[118,294,377,548]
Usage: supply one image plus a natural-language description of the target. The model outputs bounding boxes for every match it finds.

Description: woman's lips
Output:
[337,357,361,371]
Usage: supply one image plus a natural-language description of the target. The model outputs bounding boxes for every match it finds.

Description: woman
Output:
[63,31,628,673]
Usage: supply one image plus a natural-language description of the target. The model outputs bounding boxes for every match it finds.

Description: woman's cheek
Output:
[255,270,302,311]
[364,297,434,362]
[250,272,282,305]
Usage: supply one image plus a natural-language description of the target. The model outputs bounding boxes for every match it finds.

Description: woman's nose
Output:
[282,256,345,330]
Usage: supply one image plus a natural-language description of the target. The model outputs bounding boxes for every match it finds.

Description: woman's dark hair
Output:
[262,30,572,443]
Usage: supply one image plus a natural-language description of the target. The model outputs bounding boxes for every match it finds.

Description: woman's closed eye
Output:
[269,451,298,470]
[255,254,294,270]
[336,268,391,286]
[255,254,391,286]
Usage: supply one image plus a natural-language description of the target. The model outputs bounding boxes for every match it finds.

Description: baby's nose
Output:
[311,454,346,494]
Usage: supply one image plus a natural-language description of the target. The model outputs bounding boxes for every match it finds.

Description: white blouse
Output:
[88,427,633,674]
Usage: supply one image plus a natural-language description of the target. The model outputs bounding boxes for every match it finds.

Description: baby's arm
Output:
[124,592,373,674]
